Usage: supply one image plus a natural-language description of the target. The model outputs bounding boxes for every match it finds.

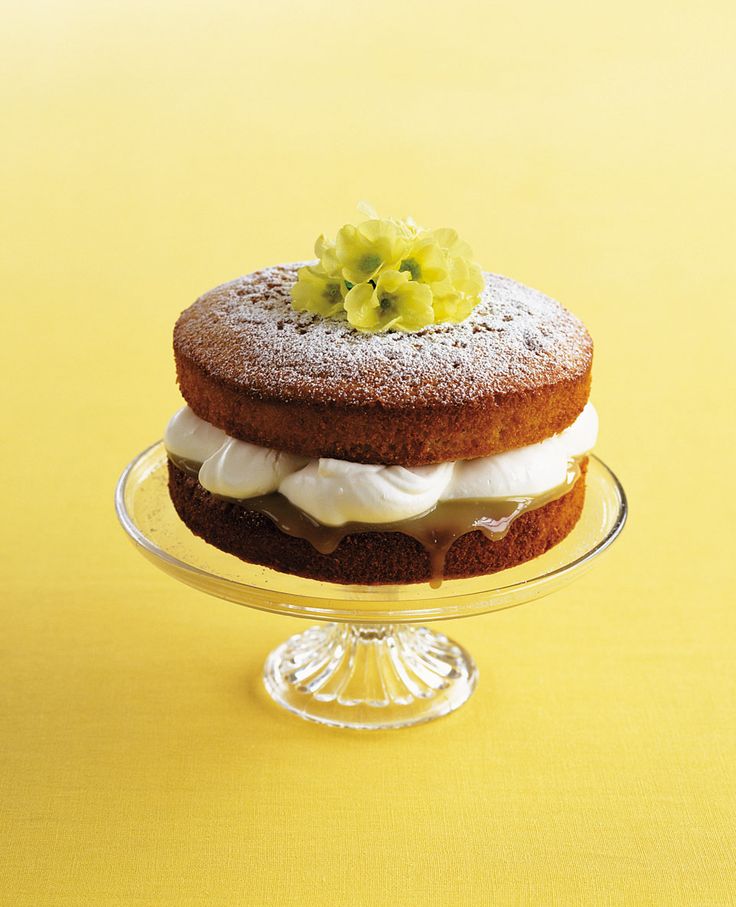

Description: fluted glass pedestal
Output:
[264,623,477,729]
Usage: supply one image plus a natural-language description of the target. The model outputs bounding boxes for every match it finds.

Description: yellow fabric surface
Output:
[2,1,735,904]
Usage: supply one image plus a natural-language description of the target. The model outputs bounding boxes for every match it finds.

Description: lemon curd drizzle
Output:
[169,455,583,586]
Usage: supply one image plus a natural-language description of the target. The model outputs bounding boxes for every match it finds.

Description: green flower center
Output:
[379,293,397,313]
[323,282,342,303]
[399,258,421,280]
[359,253,382,274]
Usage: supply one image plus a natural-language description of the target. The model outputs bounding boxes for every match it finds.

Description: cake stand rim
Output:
[114,441,628,623]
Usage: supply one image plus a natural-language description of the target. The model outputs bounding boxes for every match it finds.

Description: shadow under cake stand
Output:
[115,443,627,730]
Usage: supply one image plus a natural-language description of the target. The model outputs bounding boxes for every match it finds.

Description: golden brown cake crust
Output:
[167,458,588,586]
[173,264,593,466]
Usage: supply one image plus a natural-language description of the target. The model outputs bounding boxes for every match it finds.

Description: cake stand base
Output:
[263,623,478,729]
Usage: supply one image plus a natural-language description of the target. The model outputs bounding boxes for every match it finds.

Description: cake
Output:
[163,217,597,586]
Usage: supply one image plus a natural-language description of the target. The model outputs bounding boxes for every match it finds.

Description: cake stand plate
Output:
[115,443,627,730]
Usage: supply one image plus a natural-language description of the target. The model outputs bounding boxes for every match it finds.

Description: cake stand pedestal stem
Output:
[263,622,478,729]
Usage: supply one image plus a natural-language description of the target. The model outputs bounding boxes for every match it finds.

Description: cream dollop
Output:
[199,437,307,499]
[163,403,598,526]
[556,401,599,458]
[164,406,227,463]
[443,403,598,500]
[279,459,454,527]
[444,437,568,499]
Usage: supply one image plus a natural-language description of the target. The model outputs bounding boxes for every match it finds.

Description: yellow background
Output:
[2,1,735,904]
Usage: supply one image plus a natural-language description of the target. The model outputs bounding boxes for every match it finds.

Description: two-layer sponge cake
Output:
[164,258,597,586]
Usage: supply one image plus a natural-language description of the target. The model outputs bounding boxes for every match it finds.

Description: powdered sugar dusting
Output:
[174,263,592,406]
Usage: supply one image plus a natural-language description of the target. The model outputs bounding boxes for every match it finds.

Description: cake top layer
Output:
[174,263,592,407]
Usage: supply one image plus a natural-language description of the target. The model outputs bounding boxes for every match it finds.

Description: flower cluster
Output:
[290,215,485,333]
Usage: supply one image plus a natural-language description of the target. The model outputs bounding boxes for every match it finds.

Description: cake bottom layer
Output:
[167,458,587,586]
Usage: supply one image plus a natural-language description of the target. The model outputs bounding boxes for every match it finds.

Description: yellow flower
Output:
[357,201,418,240]
[449,254,485,297]
[426,229,485,321]
[290,265,346,318]
[429,227,475,261]
[314,234,340,277]
[398,233,449,289]
[388,215,420,240]
[432,290,477,323]
[291,213,485,331]
[344,270,434,333]
[335,220,409,285]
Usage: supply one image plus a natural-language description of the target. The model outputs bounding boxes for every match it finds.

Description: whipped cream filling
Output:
[280,459,456,525]
[199,438,308,499]
[165,403,598,526]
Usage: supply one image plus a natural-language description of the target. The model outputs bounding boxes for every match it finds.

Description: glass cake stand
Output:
[115,442,627,730]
